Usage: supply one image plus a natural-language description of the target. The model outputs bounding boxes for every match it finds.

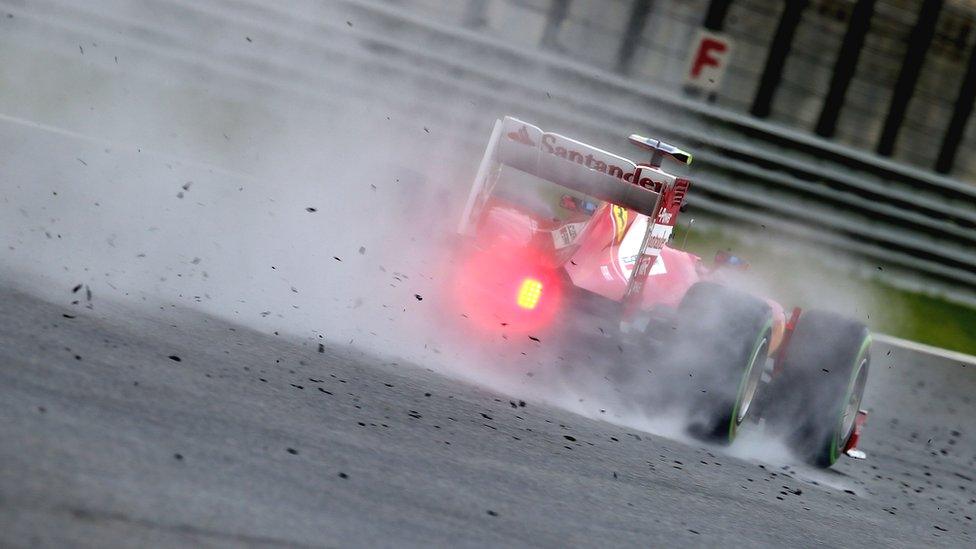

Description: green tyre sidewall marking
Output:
[827,334,873,465]
[728,317,773,443]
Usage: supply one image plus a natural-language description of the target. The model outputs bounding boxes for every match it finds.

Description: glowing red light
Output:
[451,243,562,334]
[516,278,543,309]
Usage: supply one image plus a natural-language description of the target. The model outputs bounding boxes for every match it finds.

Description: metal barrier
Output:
[334,0,976,289]
[395,0,976,182]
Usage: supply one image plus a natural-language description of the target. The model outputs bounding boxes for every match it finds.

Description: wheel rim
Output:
[736,336,768,425]
[840,357,868,442]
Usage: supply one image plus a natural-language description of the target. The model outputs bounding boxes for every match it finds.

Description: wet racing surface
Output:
[1,284,973,547]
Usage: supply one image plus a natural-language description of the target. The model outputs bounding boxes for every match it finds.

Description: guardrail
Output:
[2,0,973,292]
[330,0,976,290]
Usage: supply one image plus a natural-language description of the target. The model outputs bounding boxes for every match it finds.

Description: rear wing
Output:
[459,116,692,326]
[459,116,665,235]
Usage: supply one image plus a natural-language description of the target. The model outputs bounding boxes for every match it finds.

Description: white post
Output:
[457,119,503,235]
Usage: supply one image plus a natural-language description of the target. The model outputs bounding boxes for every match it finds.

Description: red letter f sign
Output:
[685,30,733,92]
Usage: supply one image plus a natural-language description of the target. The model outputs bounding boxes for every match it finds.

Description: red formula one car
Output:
[453,116,871,467]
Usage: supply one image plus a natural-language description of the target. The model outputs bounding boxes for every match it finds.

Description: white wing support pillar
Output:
[457,118,503,235]
[619,176,688,332]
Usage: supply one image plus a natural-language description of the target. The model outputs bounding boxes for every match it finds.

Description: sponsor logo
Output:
[507,125,534,146]
[551,221,587,250]
[620,253,667,276]
[611,205,628,243]
[636,255,653,276]
[540,134,663,191]
[656,209,673,224]
[644,223,674,253]
[617,215,667,277]
[672,178,690,209]
[651,223,673,239]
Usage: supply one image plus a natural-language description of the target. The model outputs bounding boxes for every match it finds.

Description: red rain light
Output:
[516,278,543,309]
[452,244,562,334]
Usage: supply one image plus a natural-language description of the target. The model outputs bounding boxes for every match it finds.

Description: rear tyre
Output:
[764,310,871,467]
[669,282,773,444]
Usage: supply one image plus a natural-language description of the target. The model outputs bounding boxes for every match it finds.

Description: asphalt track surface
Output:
[1,283,974,548]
